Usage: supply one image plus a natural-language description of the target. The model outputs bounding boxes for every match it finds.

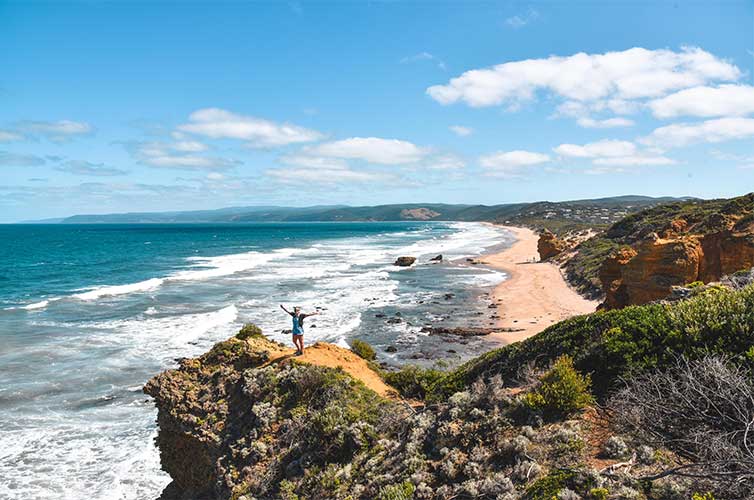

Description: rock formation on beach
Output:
[393,256,416,266]
[536,229,567,261]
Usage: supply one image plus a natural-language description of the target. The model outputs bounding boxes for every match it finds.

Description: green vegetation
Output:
[349,339,376,361]
[396,284,754,400]
[377,481,415,500]
[563,237,622,298]
[523,470,576,500]
[235,322,264,340]
[588,487,609,500]
[522,355,593,419]
[382,365,446,400]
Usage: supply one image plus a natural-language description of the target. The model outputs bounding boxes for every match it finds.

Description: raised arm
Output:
[280,304,291,315]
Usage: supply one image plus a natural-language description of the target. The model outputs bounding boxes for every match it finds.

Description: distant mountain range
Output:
[22,195,694,228]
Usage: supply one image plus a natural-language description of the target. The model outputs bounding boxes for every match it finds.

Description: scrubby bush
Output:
[522,355,593,419]
[383,365,446,400]
[350,339,377,361]
[602,436,629,459]
[610,355,754,498]
[377,481,415,500]
[588,487,608,500]
[235,323,264,340]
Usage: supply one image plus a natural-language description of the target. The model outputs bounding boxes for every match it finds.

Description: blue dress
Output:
[292,314,304,336]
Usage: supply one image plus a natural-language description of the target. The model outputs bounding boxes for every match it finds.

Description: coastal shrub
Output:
[437,284,754,401]
[235,323,264,340]
[382,365,446,400]
[588,488,608,500]
[350,339,376,361]
[524,470,576,500]
[609,355,754,497]
[522,355,593,419]
[377,481,415,500]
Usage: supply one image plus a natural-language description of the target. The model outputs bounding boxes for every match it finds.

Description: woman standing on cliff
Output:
[280,304,319,355]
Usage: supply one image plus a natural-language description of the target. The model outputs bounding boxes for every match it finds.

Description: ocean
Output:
[0,221,513,499]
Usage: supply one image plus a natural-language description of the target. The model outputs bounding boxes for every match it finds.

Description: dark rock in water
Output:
[488,304,497,309]
[429,254,443,262]
[386,317,402,324]
[444,293,455,300]
[394,311,402,317]
[375,313,386,318]
[385,345,398,353]
[421,326,524,337]
[466,258,474,262]
[394,256,416,267]
[447,349,457,354]
[310,324,316,328]
[282,329,292,334]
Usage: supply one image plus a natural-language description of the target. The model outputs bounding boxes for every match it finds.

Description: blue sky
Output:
[1,0,753,222]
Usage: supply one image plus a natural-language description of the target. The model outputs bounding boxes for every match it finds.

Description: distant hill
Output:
[29,195,690,228]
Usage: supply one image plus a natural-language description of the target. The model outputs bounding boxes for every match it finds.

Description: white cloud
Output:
[479,150,549,176]
[649,84,754,118]
[449,125,473,136]
[127,141,240,170]
[427,47,740,109]
[576,117,635,128]
[554,140,637,158]
[554,140,675,168]
[178,108,324,147]
[400,52,446,70]
[280,154,350,170]
[266,166,393,184]
[427,154,466,170]
[308,137,428,165]
[504,8,539,29]
[0,151,46,167]
[0,130,24,142]
[592,156,676,166]
[55,160,128,176]
[641,117,754,148]
[16,120,93,142]
[171,140,209,152]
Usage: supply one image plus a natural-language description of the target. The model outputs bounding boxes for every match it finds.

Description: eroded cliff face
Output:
[537,229,567,261]
[600,216,754,309]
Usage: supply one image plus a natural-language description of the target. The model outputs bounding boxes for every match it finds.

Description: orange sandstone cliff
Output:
[599,213,754,309]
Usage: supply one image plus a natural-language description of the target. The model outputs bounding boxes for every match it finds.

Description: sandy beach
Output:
[482,225,599,344]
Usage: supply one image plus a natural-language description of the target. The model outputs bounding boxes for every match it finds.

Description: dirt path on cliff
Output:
[481,225,599,345]
[265,342,399,398]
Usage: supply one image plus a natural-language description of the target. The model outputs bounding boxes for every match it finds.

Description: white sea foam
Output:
[72,277,165,301]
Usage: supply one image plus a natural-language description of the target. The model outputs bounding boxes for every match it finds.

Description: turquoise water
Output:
[0,221,512,499]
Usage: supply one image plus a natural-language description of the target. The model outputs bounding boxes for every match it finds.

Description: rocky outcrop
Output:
[600,216,754,309]
[537,229,568,261]
[399,208,440,220]
[144,330,398,499]
[393,256,416,266]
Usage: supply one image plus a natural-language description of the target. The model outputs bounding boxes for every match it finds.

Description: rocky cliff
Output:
[536,229,567,261]
[559,193,754,308]
[599,210,754,309]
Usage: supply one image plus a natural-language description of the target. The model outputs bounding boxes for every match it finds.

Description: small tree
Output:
[350,339,376,361]
[236,323,264,340]
[523,355,593,419]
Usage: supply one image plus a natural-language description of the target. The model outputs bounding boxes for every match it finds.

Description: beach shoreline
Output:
[479,224,599,345]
